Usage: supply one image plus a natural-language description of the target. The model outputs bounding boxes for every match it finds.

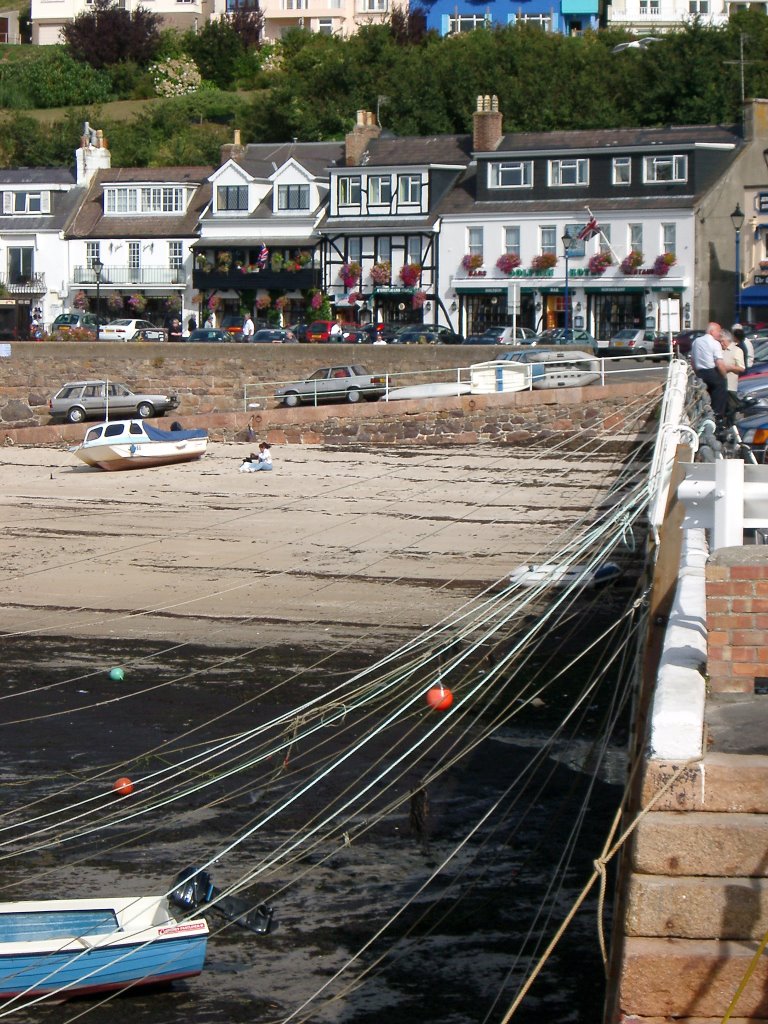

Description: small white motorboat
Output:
[383,382,472,401]
[74,420,208,471]
[508,562,621,588]
[492,349,601,390]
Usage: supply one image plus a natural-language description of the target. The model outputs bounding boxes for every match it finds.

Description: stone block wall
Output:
[706,547,768,694]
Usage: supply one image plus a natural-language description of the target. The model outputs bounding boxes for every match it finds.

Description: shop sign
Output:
[754,274,768,286]
[373,286,413,296]
[0,299,16,306]
[758,193,768,212]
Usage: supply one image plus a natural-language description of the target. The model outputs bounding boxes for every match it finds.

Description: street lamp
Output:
[562,231,574,334]
[92,257,104,341]
[730,203,745,325]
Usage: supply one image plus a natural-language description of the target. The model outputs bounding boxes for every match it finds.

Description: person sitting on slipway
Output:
[239,442,272,472]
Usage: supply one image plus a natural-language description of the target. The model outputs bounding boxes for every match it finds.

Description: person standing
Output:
[720,329,745,417]
[242,313,255,341]
[691,322,728,417]
[330,318,343,341]
[731,323,754,370]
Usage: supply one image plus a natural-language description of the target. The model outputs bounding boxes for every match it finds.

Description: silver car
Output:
[49,380,180,423]
[275,365,387,407]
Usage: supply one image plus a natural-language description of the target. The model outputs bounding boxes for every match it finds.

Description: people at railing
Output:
[691,323,728,418]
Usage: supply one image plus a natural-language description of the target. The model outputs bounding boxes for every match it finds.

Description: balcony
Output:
[192,266,318,292]
[1,273,45,295]
[73,266,188,287]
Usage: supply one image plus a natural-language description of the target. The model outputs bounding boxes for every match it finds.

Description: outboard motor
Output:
[169,865,275,935]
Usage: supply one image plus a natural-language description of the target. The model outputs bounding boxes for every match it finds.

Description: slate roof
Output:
[67,168,213,240]
[489,123,742,155]
[233,141,345,179]
[0,186,86,234]
[359,134,473,168]
[0,168,76,186]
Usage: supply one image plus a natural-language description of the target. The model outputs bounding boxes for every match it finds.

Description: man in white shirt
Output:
[242,315,255,341]
[330,319,343,341]
[691,322,728,417]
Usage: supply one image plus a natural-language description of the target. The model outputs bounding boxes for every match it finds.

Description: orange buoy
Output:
[113,777,134,796]
[426,685,453,711]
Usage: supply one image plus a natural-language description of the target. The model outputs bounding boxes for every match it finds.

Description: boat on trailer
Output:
[500,349,601,390]
[74,419,208,471]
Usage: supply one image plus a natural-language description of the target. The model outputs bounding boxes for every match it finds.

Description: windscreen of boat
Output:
[83,426,104,443]
[0,910,118,942]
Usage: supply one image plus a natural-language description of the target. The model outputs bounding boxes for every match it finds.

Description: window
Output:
[629,224,643,254]
[368,176,392,205]
[599,224,612,255]
[639,0,660,10]
[407,237,421,264]
[277,184,310,210]
[612,157,631,185]
[517,12,551,27]
[398,175,421,205]
[540,226,556,255]
[317,17,334,32]
[662,223,676,256]
[643,155,687,183]
[338,177,362,205]
[283,0,307,8]
[363,0,387,8]
[548,159,589,186]
[489,161,533,189]
[689,0,709,9]
[105,186,185,215]
[377,238,391,262]
[216,185,248,212]
[2,191,49,214]
[449,12,489,31]
[8,247,33,283]
[504,226,521,258]
[86,242,101,267]
[468,226,483,260]
[169,241,183,268]
[347,237,362,263]
[128,242,140,270]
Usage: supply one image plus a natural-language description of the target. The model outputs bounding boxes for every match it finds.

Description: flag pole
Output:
[584,206,622,265]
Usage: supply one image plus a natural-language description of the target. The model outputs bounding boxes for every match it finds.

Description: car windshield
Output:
[109,320,132,327]
[613,330,638,340]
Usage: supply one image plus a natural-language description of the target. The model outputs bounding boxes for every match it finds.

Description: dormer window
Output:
[277,184,310,211]
[368,176,392,205]
[548,159,588,187]
[338,177,362,205]
[216,185,249,212]
[643,155,687,183]
[3,191,50,214]
[398,175,421,205]
[105,186,186,215]
[489,161,533,189]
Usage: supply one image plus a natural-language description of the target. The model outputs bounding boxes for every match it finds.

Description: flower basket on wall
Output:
[462,253,483,271]
[587,252,612,275]
[399,262,422,287]
[620,251,643,275]
[340,261,361,289]
[370,261,391,286]
[496,253,521,275]
[652,252,677,276]
[530,253,558,271]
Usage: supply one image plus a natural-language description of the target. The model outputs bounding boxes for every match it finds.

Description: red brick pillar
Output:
[706,546,768,693]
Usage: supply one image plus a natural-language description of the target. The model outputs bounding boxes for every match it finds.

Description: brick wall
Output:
[706,546,768,693]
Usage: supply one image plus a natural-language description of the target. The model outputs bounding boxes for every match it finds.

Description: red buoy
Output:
[113,777,134,797]
[426,685,453,711]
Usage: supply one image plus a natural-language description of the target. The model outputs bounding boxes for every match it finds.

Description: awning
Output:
[584,286,647,294]
[739,285,768,305]
[454,285,507,295]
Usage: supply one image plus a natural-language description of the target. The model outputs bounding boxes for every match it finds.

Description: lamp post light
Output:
[92,257,104,342]
[731,203,745,325]
[562,231,574,335]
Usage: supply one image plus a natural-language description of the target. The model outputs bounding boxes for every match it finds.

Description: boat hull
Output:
[74,420,208,472]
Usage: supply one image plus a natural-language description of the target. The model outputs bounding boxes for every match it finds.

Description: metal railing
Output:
[73,266,188,287]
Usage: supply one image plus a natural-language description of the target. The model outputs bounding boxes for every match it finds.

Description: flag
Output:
[578,217,600,242]
[257,243,269,267]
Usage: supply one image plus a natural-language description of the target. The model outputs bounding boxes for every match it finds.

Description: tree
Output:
[182,18,246,90]
[63,0,163,70]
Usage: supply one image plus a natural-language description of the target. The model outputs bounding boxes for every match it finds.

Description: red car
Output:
[306,320,335,342]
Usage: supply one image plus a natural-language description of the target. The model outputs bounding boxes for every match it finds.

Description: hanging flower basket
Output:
[310,291,323,310]
[399,262,422,287]
[587,252,613,276]
[370,261,391,286]
[274,296,289,310]
[106,293,124,312]
[256,295,272,310]
[652,252,677,276]
[620,251,644,275]
[412,289,427,309]
[461,254,483,271]
[72,290,89,310]
[127,292,146,312]
[207,295,220,311]
[340,261,361,289]
[531,253,558,271]
[496,253,521,275]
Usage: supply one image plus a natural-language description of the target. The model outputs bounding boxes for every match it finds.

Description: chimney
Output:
[743,98,768,143]
[75,122,111,186]
[220,128,246,165]
[345,109,381,167]
[472,94,503,153]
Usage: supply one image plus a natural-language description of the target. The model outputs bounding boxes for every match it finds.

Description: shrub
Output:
[63,0,163,70]
[150,57,201,97]
[0,49,112,109]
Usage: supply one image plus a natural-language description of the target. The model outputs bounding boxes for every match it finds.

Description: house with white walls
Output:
[31,0,213,44]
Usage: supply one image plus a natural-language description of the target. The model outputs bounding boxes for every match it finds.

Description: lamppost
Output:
[562,231,574,334]
[730,203,745,325]
[92,257,103,341]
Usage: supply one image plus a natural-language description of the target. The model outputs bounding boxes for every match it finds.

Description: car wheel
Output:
[137,402,155,418]
[283,392,300,408]
[346,388,361,404]
[66,406,86,424]
[635,347,648,356]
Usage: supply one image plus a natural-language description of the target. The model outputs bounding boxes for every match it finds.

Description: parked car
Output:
[50,312,105,337]
[99,319,166,342]
[288,322,310,343]
[533,328,599,354]
[600,328,663,357]
[652,328,706,359]
[392,325,464,345]
[305,320,335,343]
[479,325,539,345]
[250,328,298,344]
[186,328,231,343]
[463,333,499,345]
[275,365,388,407]
[341,327,368,344]
[49,380,180,423]
[362,323,399,344]
[220,315,268,339]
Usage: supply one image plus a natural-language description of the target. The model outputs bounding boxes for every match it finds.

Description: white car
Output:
[481,325,538,344]
[99,319,166,342]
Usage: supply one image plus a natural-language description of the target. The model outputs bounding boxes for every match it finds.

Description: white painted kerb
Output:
[648,528,708,760]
